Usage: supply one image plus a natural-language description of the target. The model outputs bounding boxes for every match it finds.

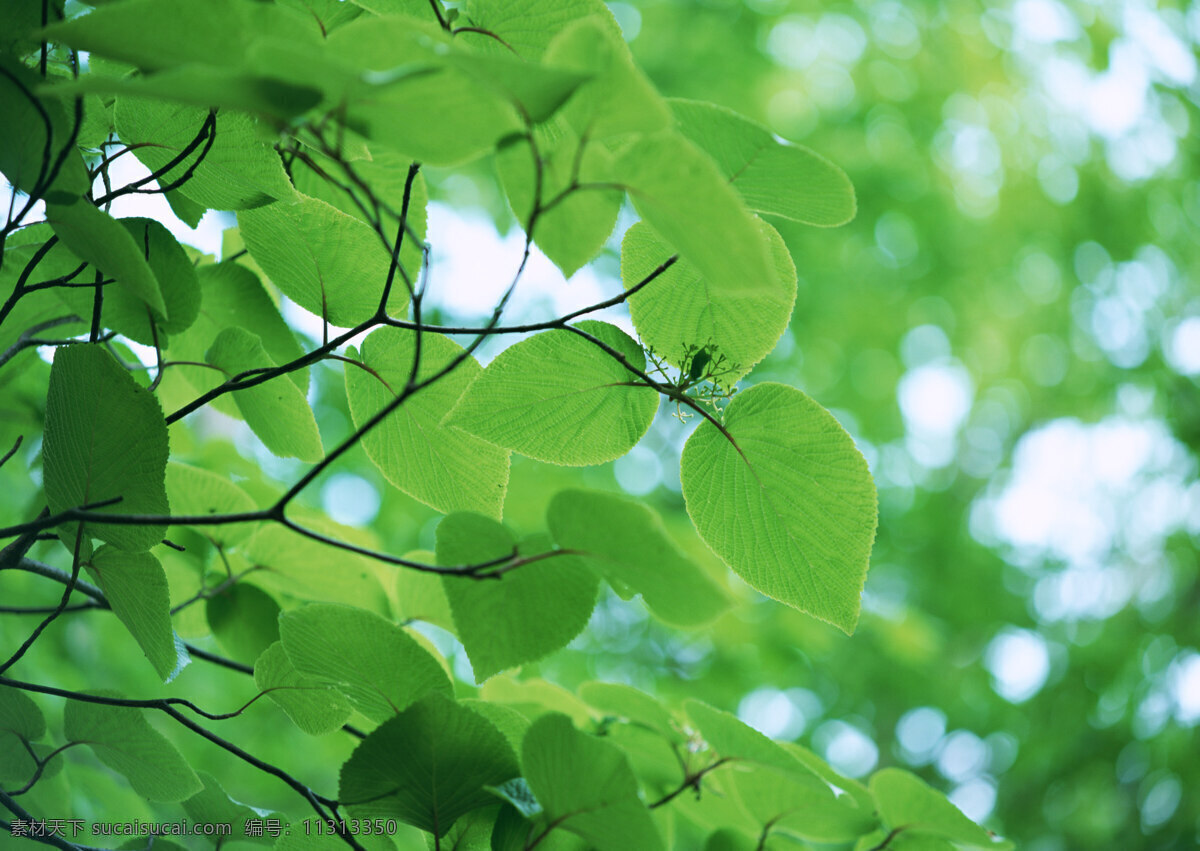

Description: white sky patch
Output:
[1018,5,1193,183]
[1168,651,1200,726]
[898,360,973,468]
[1125,5,1197,87]
[1165,316,1200,375]
[985,628,1050,703]
[738,687,822,740]
[814,720,879,778]
[1086,41,1150,139]
[321,473,381,527]
[101,155,228,255]
[1013,0,1079,44]
[936,730,989,782]
[423,203,632,342]
[973,416,1194,592]
[896,706,946,765]
[950,777,997,824]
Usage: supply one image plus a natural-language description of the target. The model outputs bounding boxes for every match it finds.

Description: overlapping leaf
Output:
[522,713,663,851]
[339,693,518,836]
[671,99,856,227]
[623,217,796,385]
[547,489,728,626]
[88,546,184,682]
[436,514,598,681]
[346,327,510,518]
[496,118,622,278]
[47,199,167,319]
[238,195,399,327]
[206,327,323,462]
[63,698,201,802]
[617,132,776,301]
[279,603,451,723]
[446,320,657,466]
[43,344,170,551]
[253,642,352,736]
[870,769,1001,848]
[115,98,296,211]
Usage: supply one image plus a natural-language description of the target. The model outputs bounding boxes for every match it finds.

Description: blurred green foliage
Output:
[2,1,1198,849]
[609,0,1200,847]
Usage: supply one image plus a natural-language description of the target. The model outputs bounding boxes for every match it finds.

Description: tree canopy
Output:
[1,0,1198,850]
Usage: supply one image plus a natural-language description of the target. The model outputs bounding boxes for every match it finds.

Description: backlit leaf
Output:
[680,383,877,633]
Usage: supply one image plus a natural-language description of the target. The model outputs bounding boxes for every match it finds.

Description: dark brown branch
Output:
[648,758,730,809]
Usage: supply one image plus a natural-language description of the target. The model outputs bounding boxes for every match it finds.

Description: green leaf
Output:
[183,772,275,846]
[853,832,957,851]
[448,53,590,125]
[115,98,296,210]
[54,67,323,122]
[51,218,200,346]
[461,700,532,765]
[679,383,877,633]
[703,829,757,851]
[0,0,59,56]
[253,642,352,736]
[431,807,502,851]
[290,147,427,287]
[240,522,389,611]
[326,16,520,166]
[0,688,44,741]
[43,344,170,551]
[164,461,259,547]
[347,0,432,16]
[623,217,797,386]
[435,513,598,681]
[279,603,452,723]
[870,768,997,848]
[462,0,619,60]
[613,132,775,313]
[0,240,87,355]
[394,549,456,632]
[339,693,519,836]
[480,677,593,727]
[781,742,874,813]
[238,195,400,327]
[43,0,259,70]
[46,200,167,319]
[164,187,206,228]
[277,0,364,33]
[206,583,281,665]
[543,17,670,140]
[345,328,510,518]
[547,489,729,627]
[522,713,664,851]
[89,546,184,682]
[206,327,323,462]
[163,261,307,420]
[0,689,45,786]
[495,119,621,278]
[115,217,200,339]
[63,696,201,802]
[684,699,814,776]
[671,99,856,227]
[577,682,681,743]
[730,766,876,842]
[446,320,657,466]
[0,57,90,197]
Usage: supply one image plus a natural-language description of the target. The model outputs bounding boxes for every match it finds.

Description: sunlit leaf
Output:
[680,383,877,634]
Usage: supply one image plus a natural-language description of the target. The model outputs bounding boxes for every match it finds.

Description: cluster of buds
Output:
[645,342,741,422]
